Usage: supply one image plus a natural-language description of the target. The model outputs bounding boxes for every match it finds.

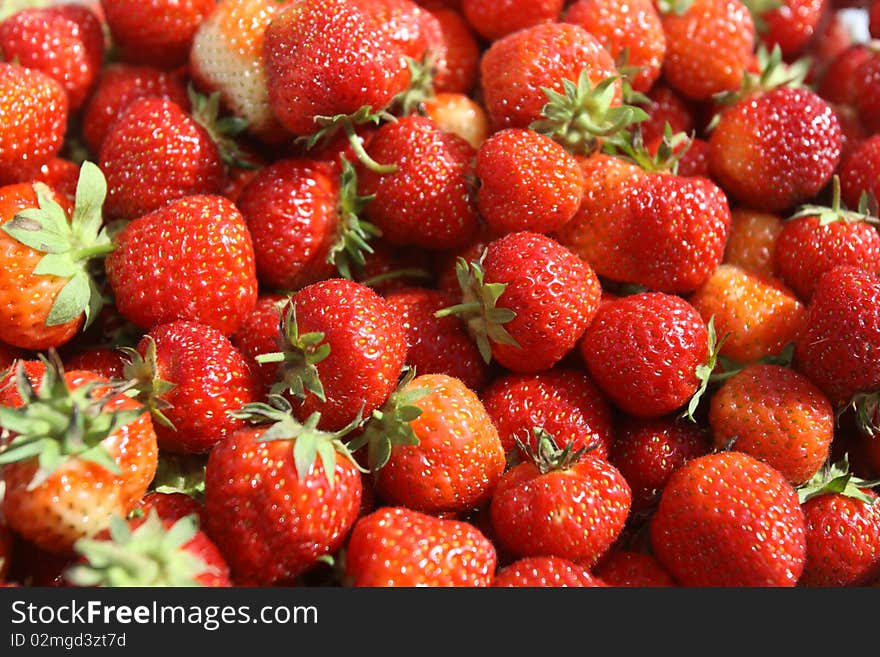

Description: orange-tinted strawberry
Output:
[492,556,605,587]
[345,506,496,587]
[723,207,784,277]
[594,550,677,586]
[839,134,880,211]
[421,91,489,149]
[461,0,563,42]
[650,451,807,586]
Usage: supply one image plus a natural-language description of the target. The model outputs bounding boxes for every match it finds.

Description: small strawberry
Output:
[723,207,783,277]
[638,84,695,145]
[594,550,677,587]
[345,506,496,587]
[492,556,605,587]
[839,134,880,212]
[650,451,807,586]
[748,0,828,58]
[461,0,563,42]
[490,430,631,565]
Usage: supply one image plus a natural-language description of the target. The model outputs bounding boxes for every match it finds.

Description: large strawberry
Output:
[650,451,807,586]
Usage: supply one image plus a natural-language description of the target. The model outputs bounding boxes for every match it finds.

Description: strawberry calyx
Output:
[789,176,880,227]
[845,391,880,439]
[2,161,113,329]
[710,343,795,384]
[346,367,435,471]
[797,455,880,505]
[151,453,207,498]
[713,45,809,107]
[604,123,693,174]
[303,105,398,174]
[516,428,593,474]
[328,158,382,280]
[434,251,520,364]
[116,336,177,430]
[188,86,259,170]
[256,302,330,402]
[684,316,729,422]
[0,353,144,490]
[393,53,436,117]
[530,71,649,156]
[228,394,365,488]
[740,0,784,33]
[656,0,696,15]
[65,511,215,587]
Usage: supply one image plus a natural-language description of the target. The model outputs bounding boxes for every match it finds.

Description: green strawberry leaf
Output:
[684,316,729,422]
[797,455,880,505]
[328,158,382,280]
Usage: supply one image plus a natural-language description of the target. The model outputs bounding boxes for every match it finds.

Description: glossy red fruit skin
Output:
[230,293,289,390]
[204,426,362,585]
[595,550,677,587]
[817,43,873,106]
[855,53,880,134]
[708,87,841,212]
[490,454,631,565]
[358,115,479,251]
[639,84,695,145]
[794,266,880,407]
[839,134,880,212]
[579,293,708,418]
[480,367,614,459]
[461,0,563,42]
[136,491,206,526]
[63,348,127,380]
[430,8,480,94]
[610,415,710,511]
[760,0,828,58]
[106,195,258,337]
[492,556,605,587]
[800,490,880,587]
[650,451,807,587]
[345,507,496,587]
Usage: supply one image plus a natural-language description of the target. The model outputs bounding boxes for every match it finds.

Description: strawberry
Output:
[480,367,614,459]
[189,0,290,143]
[723,207,783,277]
[474,128,584,236]
[259,278,406,431]
[352,372,505,514]
[81,63,189,156]
[794,266,880,436]
[120,320,260,455]
[817,43,873,106]
[854,50,880,134]
[65,510,230,587]
[100,0,215,70]
[204,396,362,585]
[0,356,158,554]
[0,162,113,351]
[421,91,489,149]
[650,451,807,586]
[609,415,710,511]
[105,194,258,336]
[688,264,806,363]
[751,0,828,58]
[0,62,67,185]
[564,0,666,93]
[229,292,288,390]
[30,157,80,201]
[429,8,479,95]
[872,0,880,38]
[345,506,496,587]
[437,231,601,372]
[594,550,677,586]
[490,430,631,565]
[0,3,104,110]
[797,457,880,586]
[492,556,605,587]
[839,134,880,211]
[638,84,695,145]
[357,115,479,251]
[659,0,756,101]
[461,0,563,42]
[579,292,714,419]
[383,287,489,391]
[709,364,834,485]
[135,491,205,526]
[63,347,127,380]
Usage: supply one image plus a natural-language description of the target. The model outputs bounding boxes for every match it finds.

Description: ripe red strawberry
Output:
[230,292,289,390]
[81,63,190,156]
[723,207,783,277]
[872,0,880,38]
[259,278,406,431]
[854,51,880,134]
[345,506,496,587]
[422,91,489,149]
[609,415,710,511]
[0,162,113,351]
[650,451,807,586]
[798,457,880,586]
[709,364,834,485]
[30,157,80,201]
[190,0,290,143]
[105,194,258,337]
[0,62,67,185]
[438,231,601,372]
[755,0,828,58]
[817,43,873,105]
[689,264,806,363]
[564,0,666,93]
[490,431,631,565]
[659,0,756,101]
[480,367,614,459]
[100,0,215,70]
[475,128,583,235]
[594,550,677,586]
[383,287,489,391]
[429,8,479,95]
[794,266,880,435]
[204,396,362,585]
[0,357,158,554]
[638,84,695,145]
[492,556,605,587]
[579,292,713,418]
[120,321,260,455]
[63,347,127,380]
[357,115,479,251]
[65,510,230,587]
[0,3,104,110]
[461,0,563,42]
[839,134,880,212]
[135,491,205,526]
[352,372,505,514]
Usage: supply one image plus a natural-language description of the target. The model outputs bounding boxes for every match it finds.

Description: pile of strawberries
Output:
[0,0,879,588]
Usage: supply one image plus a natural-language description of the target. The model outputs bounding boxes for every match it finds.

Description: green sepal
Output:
[116,337,177,430]
[740,0,785,33]
[529,70,649,156]
[683,316,730,422]
[327,158,382,280]
[713,44,810,107]
[516,428,593,474]
[188,86,258,170]
[392,52,436,117]
[302,105,398,174]
[434,251,520,364]
[65,511,215,587]
[709,342,795,384]
[797,455,880,505]
[656,0,696,14]
[789,175,880,227]
[603,122,693,174]
[151,453,207,499]
[844,391,880,439]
